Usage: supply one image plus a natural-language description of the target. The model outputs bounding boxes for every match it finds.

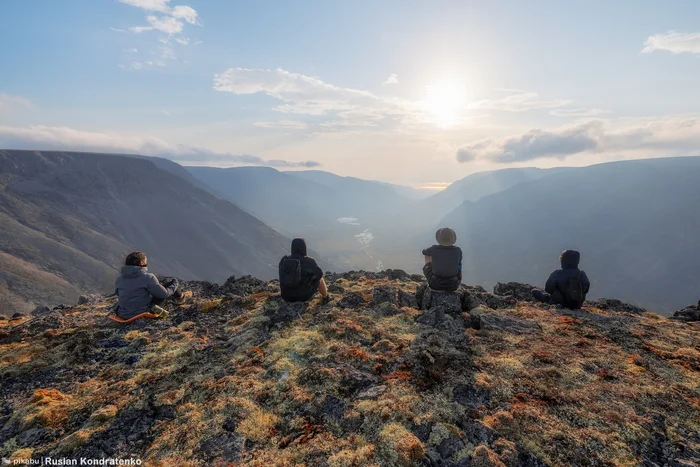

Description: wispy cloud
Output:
[456,116,700,163]
[0,125,320,168]
[550,108,612,117]
[382,74,399,86]
[213,67,425,131]
[468,91,571,112]
[642,31,700,55]
[253,121,308,129]
[114,0,199,70]
[0,93,34,114]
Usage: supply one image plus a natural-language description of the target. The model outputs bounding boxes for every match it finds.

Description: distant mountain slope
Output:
[287,169,430,200]
[187,166,416,271]
[439,156,700,313]
[419,167,564,226]
[0,150,321,313]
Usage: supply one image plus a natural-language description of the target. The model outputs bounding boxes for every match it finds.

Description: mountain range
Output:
[1,149,699,315]
[0,150,330,314]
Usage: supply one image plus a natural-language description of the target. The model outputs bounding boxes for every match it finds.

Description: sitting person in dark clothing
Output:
[279,238,330,303]
[532,249,590,309]
[115,251,184,319]
[422,227,463,292]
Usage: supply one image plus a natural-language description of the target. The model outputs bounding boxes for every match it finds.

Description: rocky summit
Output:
[1,272,699,467]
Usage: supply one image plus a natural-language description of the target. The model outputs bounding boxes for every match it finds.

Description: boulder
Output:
[398,290,418,309]
[470,308,542,334]
[493,282,538,302]
[338,292,367,309]
[262,296,305,329]
[78,294,103,305]
[385,269,410,281]
[373,286,398,306]
[589,298,646,315]
[11,312,26,319]
[31,306,52,317]
[454,383,491,409]
[421,288,463,313]
[672,305,700,322]
[415,306,463,333]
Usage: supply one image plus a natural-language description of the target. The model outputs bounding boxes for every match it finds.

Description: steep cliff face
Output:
[1,272,699,466]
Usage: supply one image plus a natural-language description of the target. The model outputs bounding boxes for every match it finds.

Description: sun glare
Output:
[423,81,468,127]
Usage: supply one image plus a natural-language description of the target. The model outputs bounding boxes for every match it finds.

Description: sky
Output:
[1,0,700,188]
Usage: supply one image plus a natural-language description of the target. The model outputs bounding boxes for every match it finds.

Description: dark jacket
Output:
[115,266,176,319]
[422,245,463,277]
[544,250,590,306]
[279,239,324,302]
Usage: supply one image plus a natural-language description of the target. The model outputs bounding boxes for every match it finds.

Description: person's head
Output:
[435,227,457,247]
[291,238,307,256]
[560,249,580,269]
[125,251,147,267]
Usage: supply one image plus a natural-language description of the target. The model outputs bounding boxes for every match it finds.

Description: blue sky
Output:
[1,0,700,187]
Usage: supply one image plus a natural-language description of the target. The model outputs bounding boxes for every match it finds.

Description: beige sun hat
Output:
[436,227,457,246]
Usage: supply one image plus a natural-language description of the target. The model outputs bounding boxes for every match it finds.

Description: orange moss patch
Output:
[376,423,424,467]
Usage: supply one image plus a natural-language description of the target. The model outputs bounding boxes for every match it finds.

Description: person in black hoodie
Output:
[279,238,330,303]
[532,249,590,309]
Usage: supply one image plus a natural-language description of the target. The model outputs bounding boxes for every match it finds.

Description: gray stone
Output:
[373,286,398,306]
[470,308,542,334]
[398,289,418,309]
[338,292,366,309]
[421,289,463,313]
[493,282,538,302]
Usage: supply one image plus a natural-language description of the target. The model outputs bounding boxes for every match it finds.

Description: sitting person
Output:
[115,251,183,319]
[279,238,330,303]
[422,227,463,292]
[532,249,590,309]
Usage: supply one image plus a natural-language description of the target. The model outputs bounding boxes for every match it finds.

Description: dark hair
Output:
[291,238,307,256]
[125,251,147,266]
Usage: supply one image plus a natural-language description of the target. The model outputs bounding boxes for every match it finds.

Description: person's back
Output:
[533,249,590,309]
[115,251,179,319]
[279,238,328,303]
[422,228,463,292]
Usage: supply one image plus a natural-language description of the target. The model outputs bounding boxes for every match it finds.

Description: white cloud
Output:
[170,5,198,24]
[253,120,308,129]
[128,26,154,33]
[0,124,320,168]
[642,31,700,55]
[145,15,184,34]
[468,91,571,112]
[337,217,361,225]
[383,74,399,86]
[456,116,700,163]
[119,0,171,12]
[0,93,34,114]
[213,67,418,131]
[550,108,612,117]
[116,0,199,70]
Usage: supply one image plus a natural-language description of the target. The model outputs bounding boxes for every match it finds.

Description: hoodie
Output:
[544,250,591,306]
[115,266,176,319]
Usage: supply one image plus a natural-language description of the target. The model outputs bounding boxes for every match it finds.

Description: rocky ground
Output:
[1,271,699,466]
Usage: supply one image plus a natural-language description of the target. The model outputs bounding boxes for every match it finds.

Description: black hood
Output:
[560,249,580,269]
[291,238,307,256]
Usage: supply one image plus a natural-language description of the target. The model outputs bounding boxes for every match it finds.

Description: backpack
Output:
[279,257,302,289]
[562,273,585,309]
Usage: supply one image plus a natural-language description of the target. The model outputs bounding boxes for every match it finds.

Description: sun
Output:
[423,80,468,126]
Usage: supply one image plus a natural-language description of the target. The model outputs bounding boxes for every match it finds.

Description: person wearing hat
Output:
[531,249,590,309]
[422,227,463,292]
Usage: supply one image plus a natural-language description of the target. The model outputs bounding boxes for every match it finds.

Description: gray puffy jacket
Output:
[115,266,176,318]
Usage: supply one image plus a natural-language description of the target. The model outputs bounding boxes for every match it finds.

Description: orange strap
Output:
[107,312,159,323]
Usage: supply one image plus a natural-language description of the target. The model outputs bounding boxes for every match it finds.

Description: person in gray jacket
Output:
[532,249,590,309]
[115,251,182,319]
